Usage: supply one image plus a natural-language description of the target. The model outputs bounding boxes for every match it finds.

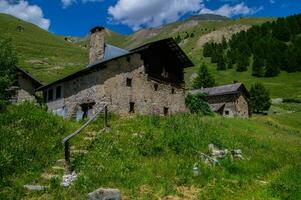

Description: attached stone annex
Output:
[190,83,250,118]
[35,26,193,119]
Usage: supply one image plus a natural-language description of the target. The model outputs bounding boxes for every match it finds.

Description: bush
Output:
[185,93,213,115]
[0,36,17,108]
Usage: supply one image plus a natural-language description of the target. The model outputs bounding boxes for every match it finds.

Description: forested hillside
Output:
[203,14,301,76]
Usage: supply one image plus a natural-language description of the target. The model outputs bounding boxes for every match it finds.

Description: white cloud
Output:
[199,2,263,17]
[61,0,103,9]
[108,0,204,30]
[0,0,50,30]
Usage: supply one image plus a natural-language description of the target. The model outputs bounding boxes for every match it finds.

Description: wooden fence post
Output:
[104,105,108,128]
[64,140,70,163]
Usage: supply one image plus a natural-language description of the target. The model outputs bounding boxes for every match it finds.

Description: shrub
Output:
[0,36,17,108]
[185,93,213,115]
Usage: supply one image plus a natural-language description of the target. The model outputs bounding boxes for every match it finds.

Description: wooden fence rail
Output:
[62,104,108,165]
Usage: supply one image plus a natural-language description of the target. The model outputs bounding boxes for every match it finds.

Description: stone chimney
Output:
[89,26,105,65]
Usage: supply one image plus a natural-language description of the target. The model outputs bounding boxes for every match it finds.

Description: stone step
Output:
[41,173,60,180]
[71,149,88,155]
[56,159,67,167]
[24,184,49,191]
[52,166,66,171]
[86,131,97,137]
[84,136,95,141]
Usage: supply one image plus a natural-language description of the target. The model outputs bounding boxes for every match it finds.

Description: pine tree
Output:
[252,55,265,77]
[265,55,280,77]
[203,42,213,57]
[217,55,226,71]
[221,36,227,49]
[236,53,249,72]
[192,63,215,89]
[249,83,271,113]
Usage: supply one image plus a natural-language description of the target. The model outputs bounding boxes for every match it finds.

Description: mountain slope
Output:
[3,13,298,99]
[0,14,88,83]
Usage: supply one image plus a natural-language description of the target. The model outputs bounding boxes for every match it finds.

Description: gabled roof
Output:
[37,38,193,91]
[190,83,249,97]
[16,66,43,87]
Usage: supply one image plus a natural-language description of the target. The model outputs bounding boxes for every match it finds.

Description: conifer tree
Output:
[217,55,226,71]
[236,53,249,72]
[249,83,271,113]
[265,55,280,77]
[252,55,265,77]
[192,63,215,89]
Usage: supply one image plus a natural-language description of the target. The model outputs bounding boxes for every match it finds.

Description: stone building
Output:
[9,67,43,103]
[190,83,250,118]
[36,26,193,119]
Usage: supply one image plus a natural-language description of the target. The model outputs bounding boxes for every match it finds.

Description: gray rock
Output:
[271,98,283,104]
[24,184,49,191]
[87,188,121,200]
[61,171,78,187]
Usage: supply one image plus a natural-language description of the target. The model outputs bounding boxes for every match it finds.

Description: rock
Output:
[61,171,78,187]
[87,188,121,200]
[271,98,283,104]
[24,184,49,191]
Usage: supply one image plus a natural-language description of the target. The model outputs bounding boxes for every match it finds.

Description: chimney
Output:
[89,26,105,65]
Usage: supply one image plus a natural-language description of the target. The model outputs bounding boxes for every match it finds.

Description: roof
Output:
[209,103,225,112]
[86,44,129,68]
[37,38,193,91]
[16,66,43,87]
[190,83,249,97]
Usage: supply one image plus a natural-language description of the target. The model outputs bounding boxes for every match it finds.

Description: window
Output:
[48,89,53,101]
[126,56,131,63]
[129,102,135,113]
[56,86,62,99]
[154,83,158,91]
[126,78,132,87]
[225,110,230,115]
[171,88,175,94]
[164,107,169,116]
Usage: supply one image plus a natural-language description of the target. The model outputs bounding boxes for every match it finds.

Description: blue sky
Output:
[0,0,301,36]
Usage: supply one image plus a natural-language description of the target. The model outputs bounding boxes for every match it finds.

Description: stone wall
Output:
[16,75,37,103]
[45,53,187,118]
[205,93,249,118]
[234,94,249,118]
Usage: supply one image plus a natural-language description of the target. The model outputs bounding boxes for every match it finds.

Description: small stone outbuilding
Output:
[36,26,193,119]
[9,67,43,103]
[190,83,250,118]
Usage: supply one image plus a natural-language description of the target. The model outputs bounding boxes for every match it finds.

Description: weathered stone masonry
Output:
[45,53,187,118]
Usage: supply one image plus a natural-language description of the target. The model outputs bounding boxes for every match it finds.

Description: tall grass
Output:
[32,111,301,199]
[0,102,77,199]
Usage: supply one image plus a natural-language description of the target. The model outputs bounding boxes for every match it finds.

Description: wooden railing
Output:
[62,103,108,165]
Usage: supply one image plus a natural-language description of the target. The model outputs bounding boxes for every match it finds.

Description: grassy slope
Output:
[23,104,301,199]
[0,14,88,84]
[0,103,79,199]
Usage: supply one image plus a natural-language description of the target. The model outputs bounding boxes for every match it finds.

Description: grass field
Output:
[0,102,296,200]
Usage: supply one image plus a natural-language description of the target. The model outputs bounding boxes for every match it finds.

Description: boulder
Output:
[87,188,121,200]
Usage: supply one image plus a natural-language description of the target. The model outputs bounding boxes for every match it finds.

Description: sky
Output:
[0,0,301,36]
